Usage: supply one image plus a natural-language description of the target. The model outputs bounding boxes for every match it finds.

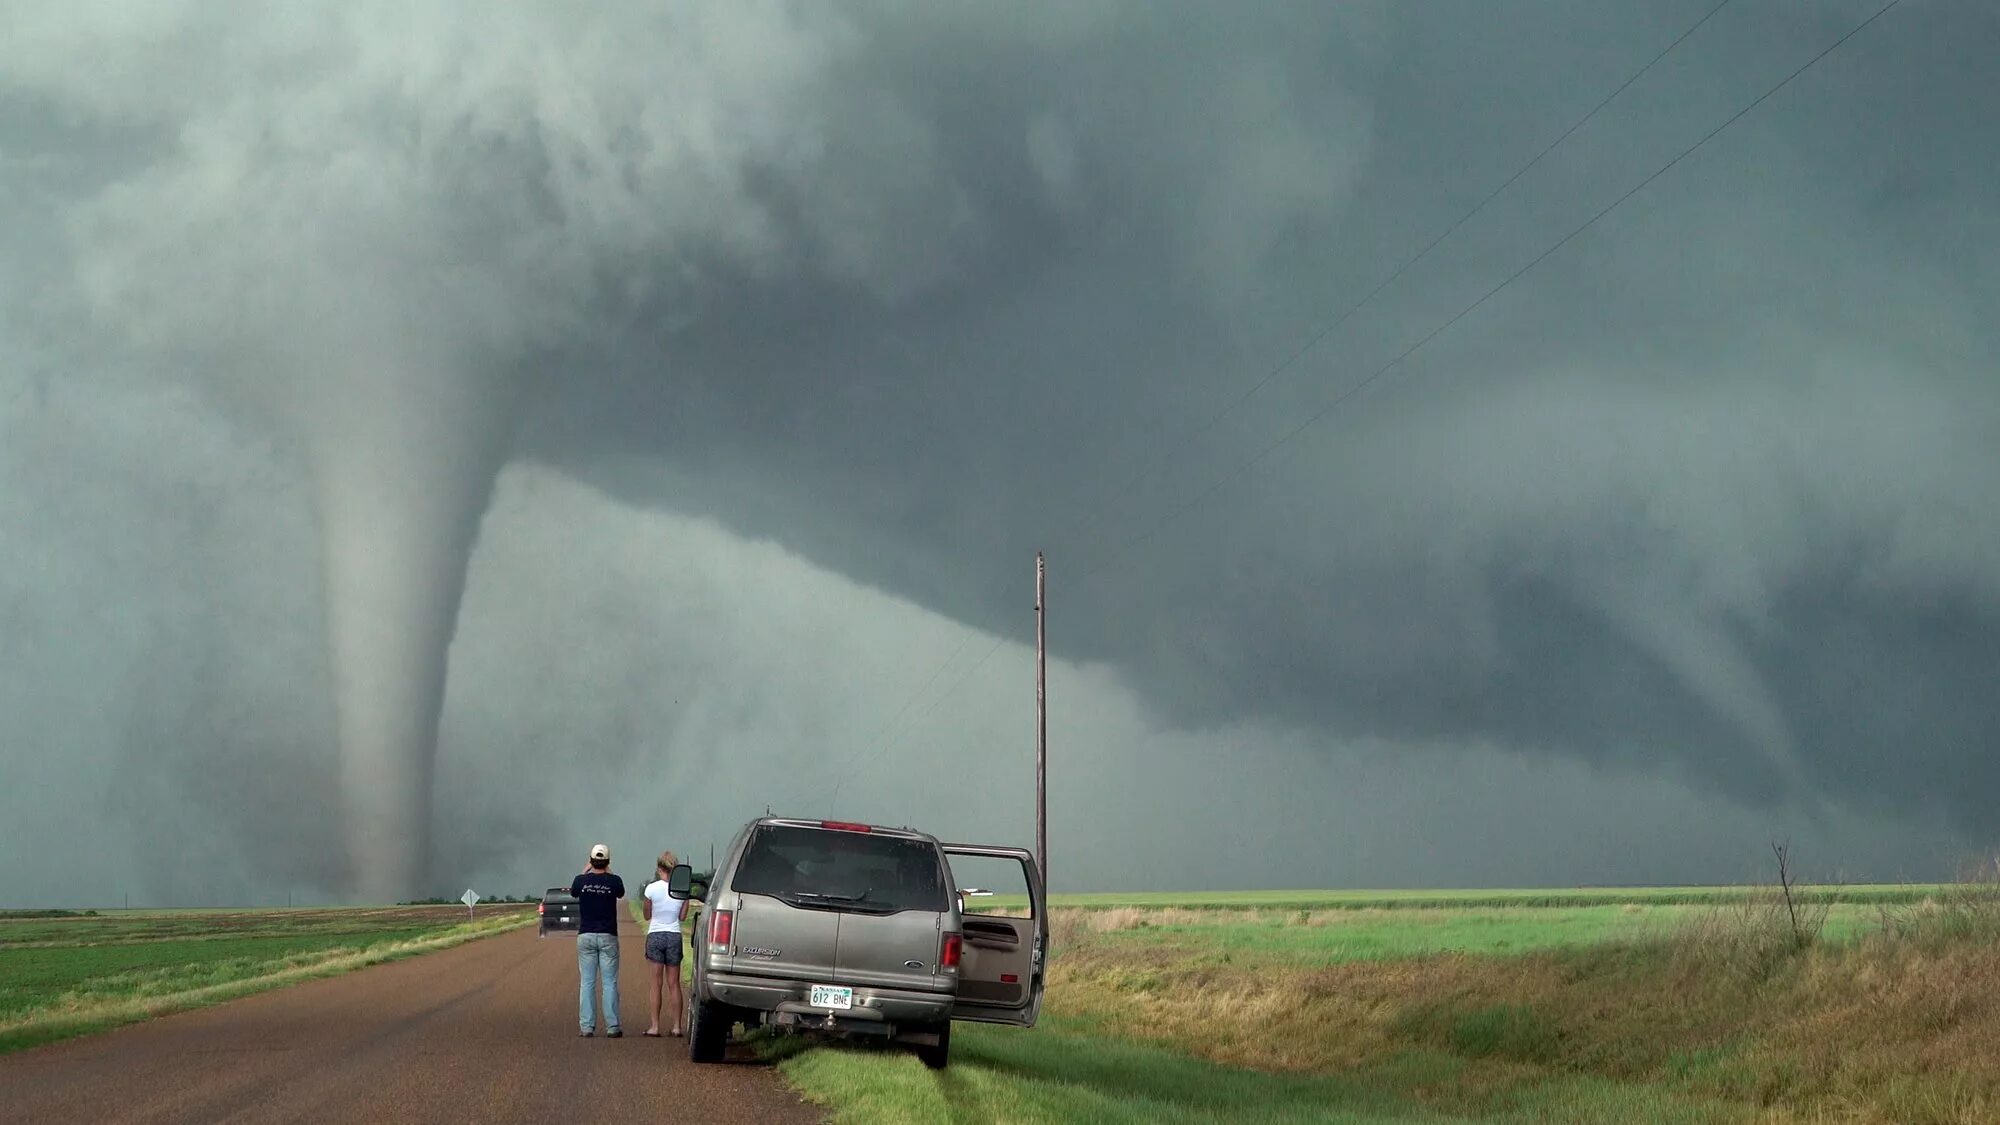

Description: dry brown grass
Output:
[1045,905,1431,948]
[1665,888,1830,984]
[1042,885,2000,1124]
[1050,936,1570,1073]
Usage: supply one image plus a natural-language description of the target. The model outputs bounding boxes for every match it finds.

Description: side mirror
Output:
[667,863,694,900]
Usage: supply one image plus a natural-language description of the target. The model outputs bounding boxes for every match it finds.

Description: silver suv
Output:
[663,816,1046,1069]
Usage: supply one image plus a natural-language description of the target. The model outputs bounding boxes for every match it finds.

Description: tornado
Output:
[299,363,522,902]
[12,0,1010,902]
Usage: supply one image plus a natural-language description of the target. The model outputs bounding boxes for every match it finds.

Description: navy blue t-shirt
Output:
[569,871,625,934]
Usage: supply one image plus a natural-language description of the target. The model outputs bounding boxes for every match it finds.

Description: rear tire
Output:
[688,995,733,1063]
[915,1021,951,1070]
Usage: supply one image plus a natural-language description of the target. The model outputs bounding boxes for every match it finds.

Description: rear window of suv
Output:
[732,826,949,914]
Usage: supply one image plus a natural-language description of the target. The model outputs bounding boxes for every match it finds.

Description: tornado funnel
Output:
[303,368,520,903]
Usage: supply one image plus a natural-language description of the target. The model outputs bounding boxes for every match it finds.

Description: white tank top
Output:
[643,879,683,934]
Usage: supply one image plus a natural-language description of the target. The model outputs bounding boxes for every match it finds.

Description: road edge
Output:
[0,913,536,1056]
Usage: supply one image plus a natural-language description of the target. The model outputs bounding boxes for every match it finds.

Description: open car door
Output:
[941,844,1046,1027]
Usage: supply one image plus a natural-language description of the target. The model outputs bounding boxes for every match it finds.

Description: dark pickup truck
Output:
[539,887,580,936]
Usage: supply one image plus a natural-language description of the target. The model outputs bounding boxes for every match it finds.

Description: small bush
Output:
[1669,893,1819,982]
[1876,858,2000,948]
[1667,841,1830,981]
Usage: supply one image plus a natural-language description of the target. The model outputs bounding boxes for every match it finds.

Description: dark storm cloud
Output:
[1,0,1995,900]
[529,2,2000,827]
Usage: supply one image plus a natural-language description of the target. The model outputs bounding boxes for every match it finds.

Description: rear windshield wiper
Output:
[784,889,897,913]
[794,890,867,903]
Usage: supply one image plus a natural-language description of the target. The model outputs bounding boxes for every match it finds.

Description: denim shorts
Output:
[644,931,684,965]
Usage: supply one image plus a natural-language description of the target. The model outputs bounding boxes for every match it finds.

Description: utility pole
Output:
[1035,551,1048,892]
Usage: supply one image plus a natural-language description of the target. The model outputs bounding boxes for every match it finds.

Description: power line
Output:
[811,4,1750,803]
[802,0,1903,802]
[813,630,979,814]
[1078,0,1904,582]
[821,635,1010,809]
[1041,0,1739,550]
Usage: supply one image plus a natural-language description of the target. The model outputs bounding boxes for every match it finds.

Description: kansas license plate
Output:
[809,985,854,1010]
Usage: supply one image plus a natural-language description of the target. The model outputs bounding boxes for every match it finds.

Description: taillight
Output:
[940,932,962,970]
[537,903,544,915]
[820,820,872,833]
[710,909,734,949]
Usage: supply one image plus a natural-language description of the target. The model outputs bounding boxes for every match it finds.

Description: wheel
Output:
[915,1021,951,1070]
[688,995,734,1063]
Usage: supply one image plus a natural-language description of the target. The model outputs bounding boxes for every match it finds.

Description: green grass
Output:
[777,884,1986,1122]
[1073,904,1881,967]
[995,884,1943,913]
[0,931,438,1020]
[0,908,490,948]
[781,1016,1751,1124]
[0,905,532,1054]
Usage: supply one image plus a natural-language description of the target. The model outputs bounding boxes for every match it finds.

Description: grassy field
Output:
[779,883,2000,1123]
[0,904,533,1054]
[993,885,1945,912]
[1050,902,1878,966]
[782,1020,1755,1123]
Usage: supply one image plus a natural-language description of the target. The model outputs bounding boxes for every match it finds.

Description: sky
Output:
[1,0,1995,904]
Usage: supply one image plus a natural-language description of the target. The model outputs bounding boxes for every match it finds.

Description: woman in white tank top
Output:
[641,850,691,1037]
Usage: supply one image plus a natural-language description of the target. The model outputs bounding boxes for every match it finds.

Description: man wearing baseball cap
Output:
[569,843,626,1037]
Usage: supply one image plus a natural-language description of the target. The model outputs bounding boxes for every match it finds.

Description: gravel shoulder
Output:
[0,924,821,1124]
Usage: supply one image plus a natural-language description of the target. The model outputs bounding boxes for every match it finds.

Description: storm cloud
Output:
[1,0,1994,901]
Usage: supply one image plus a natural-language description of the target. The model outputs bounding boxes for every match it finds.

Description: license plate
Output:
[809,985,853,1010]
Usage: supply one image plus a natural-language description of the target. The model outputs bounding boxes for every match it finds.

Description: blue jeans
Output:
[577,932,620,1032]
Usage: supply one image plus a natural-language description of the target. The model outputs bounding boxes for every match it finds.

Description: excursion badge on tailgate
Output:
[738,946,780,960]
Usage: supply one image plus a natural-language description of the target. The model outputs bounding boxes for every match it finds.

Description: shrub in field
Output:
[1663,840,1834,985]
[1874,858,2000,949]
[1667,890,1826,983]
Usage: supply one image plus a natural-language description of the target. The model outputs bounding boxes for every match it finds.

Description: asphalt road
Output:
[0,924,822,1124]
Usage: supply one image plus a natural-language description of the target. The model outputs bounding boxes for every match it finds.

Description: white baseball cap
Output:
[589,843,610,862]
